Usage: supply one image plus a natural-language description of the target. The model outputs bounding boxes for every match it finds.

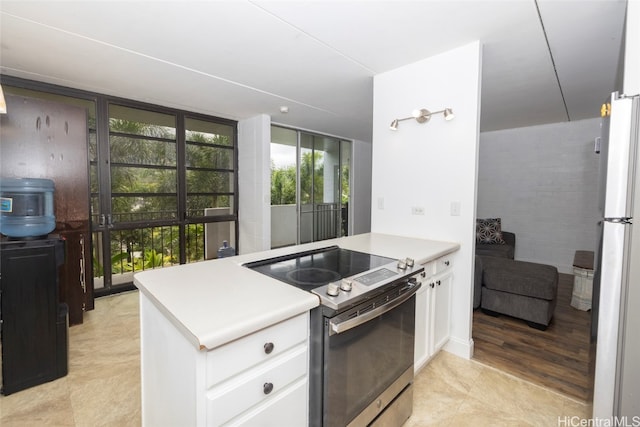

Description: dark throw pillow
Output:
[476,218,506,244]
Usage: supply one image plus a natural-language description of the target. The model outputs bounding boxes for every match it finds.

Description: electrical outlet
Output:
[411,206,425,215]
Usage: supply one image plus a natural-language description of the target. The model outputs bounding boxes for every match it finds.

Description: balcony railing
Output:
[92,209,234,288]
[271,203,345,248]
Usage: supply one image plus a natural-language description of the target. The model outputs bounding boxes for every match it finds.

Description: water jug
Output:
[217,240,236,258]
[0,177,56,239]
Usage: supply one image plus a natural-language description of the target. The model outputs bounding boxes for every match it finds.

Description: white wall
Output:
[238,114,271,254]
[351,139,372,235]
[372,41,482,359]
[477,118,601,273]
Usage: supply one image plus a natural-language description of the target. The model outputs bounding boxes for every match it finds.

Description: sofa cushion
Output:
[476,243,514,259]
[481,256,558,301]
[476,218,506,244]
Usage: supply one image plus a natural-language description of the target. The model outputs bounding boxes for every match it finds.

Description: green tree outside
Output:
[271,151,324,205]
[96,114,233,278]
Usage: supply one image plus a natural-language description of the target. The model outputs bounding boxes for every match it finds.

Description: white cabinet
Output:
[414,254,454,372]
[432,266,452,353]
[414,279,431,370]
[140,293,309,427]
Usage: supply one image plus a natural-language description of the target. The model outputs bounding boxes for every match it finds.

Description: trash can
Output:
[571,251,594,311]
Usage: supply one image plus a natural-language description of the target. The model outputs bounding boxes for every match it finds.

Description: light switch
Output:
[450,201,461,216]
[377,197,385,210]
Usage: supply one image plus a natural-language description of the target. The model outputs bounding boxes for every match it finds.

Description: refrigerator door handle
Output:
[604,217,633,224]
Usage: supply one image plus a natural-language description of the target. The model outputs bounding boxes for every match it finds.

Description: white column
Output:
[238,114,271,254]
[372,41,482,359]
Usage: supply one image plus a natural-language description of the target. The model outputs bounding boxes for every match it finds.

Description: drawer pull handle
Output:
[437,280,441,286]
[430,282,435,289]
[264,342,274,354]
[263,382,274,395]
[444,260,450,266]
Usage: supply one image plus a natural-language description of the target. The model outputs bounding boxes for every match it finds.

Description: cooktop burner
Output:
[285,267,342,287]
[243,246,396,290]
[244,245,424,312]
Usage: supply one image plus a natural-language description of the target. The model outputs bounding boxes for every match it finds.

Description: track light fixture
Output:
[389,107,454,130]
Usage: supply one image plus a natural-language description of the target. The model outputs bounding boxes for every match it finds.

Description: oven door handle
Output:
[329,284,420,336]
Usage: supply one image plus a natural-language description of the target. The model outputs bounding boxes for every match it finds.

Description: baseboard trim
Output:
[443,336,474,360]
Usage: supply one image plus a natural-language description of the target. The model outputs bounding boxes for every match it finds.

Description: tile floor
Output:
[0,290,591,426]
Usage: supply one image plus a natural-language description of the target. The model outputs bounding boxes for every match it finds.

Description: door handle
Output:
[329,283,420,335]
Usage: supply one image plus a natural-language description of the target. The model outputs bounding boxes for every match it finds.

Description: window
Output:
[108,105,178,222]
[2,76,238,296]
[93,104,238,293]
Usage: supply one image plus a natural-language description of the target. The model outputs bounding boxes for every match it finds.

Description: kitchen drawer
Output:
[206,344,308,426]
[435,256,453,274]
[420,261,436,278]
[206,313,307,387]
[222,377,307,426]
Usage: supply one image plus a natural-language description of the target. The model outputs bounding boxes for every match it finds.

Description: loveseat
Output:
[474,220,558,330]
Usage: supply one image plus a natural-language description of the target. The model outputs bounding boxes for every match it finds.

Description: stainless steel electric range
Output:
[245,245,424,427]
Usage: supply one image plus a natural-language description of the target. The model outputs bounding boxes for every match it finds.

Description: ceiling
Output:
[0,1,628,142]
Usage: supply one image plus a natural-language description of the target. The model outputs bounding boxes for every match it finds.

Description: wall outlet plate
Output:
[411,206,425,215]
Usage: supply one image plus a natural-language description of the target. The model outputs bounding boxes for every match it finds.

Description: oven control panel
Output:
[313,257,424,312]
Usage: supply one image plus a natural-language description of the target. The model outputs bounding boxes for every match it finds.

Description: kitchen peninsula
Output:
[134,232,459,426]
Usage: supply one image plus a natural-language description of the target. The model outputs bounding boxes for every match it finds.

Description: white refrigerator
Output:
[592,92,640,418]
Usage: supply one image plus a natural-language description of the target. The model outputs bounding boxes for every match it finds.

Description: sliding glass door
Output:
[270,126,351,248]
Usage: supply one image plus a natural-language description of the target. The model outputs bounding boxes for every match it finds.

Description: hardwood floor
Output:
[472,272,595,402]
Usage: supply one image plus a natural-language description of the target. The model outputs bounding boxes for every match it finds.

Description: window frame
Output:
[1,75,240,296]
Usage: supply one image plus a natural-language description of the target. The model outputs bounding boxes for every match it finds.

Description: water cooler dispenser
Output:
[0,178,69,395]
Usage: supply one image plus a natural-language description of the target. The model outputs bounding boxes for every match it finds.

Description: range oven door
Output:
[322,286,417,427]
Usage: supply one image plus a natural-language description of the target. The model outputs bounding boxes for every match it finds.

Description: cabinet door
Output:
[432,271,452,353]
[0,240,62,394]
[58,228,91,325]
[414,285,431,372]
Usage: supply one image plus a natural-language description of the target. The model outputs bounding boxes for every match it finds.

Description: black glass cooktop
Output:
[244,246,396,291]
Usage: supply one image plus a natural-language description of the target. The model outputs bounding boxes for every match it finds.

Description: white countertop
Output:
[134,233,459,351]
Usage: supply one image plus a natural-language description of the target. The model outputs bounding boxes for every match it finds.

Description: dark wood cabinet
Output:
[0,94,92,324]
[0,237,68,395]
[57,224,92,325]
